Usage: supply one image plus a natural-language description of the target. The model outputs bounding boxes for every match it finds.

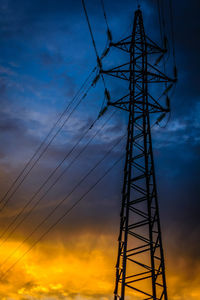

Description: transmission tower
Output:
[101,8,176,300]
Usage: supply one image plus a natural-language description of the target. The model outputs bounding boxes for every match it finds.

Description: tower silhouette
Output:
[102,8,176,300]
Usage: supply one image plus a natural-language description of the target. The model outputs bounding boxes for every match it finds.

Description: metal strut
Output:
[102,8,175,300]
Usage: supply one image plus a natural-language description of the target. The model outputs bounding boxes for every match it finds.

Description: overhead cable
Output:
[82,0,101,68]
[0,153,123,281]
[0,67,96,210]
[157,0,164,45]
[0,110,116,248]
[0,133,125,270]
[100,0,112,43]
[82,0,111,112]
[169,0,177,78]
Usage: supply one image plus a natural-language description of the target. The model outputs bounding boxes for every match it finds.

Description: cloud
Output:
[0,0,198,299]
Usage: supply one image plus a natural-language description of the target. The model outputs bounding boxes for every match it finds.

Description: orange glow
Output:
[0,234,199,299]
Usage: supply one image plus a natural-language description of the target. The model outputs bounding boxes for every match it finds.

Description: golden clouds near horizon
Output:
[0,234,199,299]
[0,234,116,299]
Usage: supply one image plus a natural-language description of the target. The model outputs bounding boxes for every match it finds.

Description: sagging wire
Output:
[0,62,113,242]
[100,0,112,45]
[82,0,112,117]
[155,0,177,129]
[0,108,117,251]
[82,0,101,69]
[100,0,112,59]
[169,0,177,80]
[159,0,178,127]
[0,67,97,213]
[155,82,177,129]
[0,135,125,280]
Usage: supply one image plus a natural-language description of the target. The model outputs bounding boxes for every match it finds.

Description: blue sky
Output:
[0,0,199,299]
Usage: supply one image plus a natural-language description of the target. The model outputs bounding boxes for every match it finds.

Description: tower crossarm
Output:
[110,34,166,55]
[101,63,175,83]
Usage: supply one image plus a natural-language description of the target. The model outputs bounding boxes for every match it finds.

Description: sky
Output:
[0,0,199,299]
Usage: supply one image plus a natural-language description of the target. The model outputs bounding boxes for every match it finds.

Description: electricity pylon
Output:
[102,8,176,300]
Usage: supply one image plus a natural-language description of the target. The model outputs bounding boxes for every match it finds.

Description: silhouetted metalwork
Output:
[102,8,176,300]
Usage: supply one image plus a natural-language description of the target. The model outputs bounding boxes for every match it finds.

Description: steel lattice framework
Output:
[101,8,176,300]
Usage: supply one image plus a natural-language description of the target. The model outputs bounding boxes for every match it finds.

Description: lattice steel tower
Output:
[102,7,176,300]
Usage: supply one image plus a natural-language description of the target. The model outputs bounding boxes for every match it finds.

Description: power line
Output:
[169,0,177,71]
[0,110,116,249]
[0,115,98,243]
[82,0,108,93]
[100,0,110,34]
[0,133,125,270]
[0,3,115,213]
[155,0,177,128]
[0,68,95,208]
[99,0,112,62]
[82,0,113,111]
[0,153,123,282]
[0,74,95,214]
[157,0,164,45]
[82,0,100,66]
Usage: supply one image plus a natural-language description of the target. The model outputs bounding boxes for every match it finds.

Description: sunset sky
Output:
[0,0,199,299]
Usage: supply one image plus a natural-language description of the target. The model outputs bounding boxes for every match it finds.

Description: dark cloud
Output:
[0,0,198,298]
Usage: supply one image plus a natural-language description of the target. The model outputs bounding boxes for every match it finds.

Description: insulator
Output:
[82,93,87,99]
[98,106,108,119]
[166,96,170,110]
[105,88,111,102]
[89,123,94,130]
[97,56,102,69]
[164,35,168,50]
[107,28,112,42]
[92,74,100,86]
[155,54,164,66]
[174,65,177,79]
[156,113,166,124]
[101,47,110,59]
[163,83,173,95]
